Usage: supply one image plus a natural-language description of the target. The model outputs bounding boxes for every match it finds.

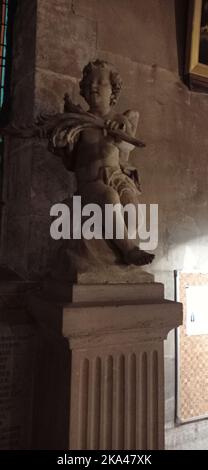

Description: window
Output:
[0,0,16,228]
[0,0,9,216]
[0,0,9,109]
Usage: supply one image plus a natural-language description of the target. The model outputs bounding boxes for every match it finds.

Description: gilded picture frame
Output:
[186,0,208,91]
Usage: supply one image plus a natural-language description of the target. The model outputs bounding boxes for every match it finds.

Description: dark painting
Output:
[199,0,208,64]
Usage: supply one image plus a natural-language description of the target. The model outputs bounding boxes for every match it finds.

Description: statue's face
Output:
[85,67,112,109]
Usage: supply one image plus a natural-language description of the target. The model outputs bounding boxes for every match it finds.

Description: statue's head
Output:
[79,59,122,108]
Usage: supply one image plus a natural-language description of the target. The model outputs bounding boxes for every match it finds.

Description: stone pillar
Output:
[2,0,96,277]
[63,283,182,450]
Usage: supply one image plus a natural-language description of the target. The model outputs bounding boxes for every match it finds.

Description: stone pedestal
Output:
[62,282,182,450]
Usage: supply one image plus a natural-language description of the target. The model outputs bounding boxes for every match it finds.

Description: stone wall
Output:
[3,0,208,277]
[1,0,208,448]
[2,0,208,275]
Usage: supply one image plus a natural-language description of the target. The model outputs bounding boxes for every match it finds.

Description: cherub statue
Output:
[51,59,154,266]
[1,59,154,267]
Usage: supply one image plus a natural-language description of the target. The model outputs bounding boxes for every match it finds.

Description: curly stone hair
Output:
[79,59,122,106]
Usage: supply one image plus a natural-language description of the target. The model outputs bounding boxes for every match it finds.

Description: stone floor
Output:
[166,419,208,450]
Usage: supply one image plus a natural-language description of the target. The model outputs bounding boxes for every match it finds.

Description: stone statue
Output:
[1,59,155,278]
[50,59,154,267]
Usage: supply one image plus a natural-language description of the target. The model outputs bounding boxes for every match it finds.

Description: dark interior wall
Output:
[2,0,208,277]
[1,0,37,273]
[1,0,207,448]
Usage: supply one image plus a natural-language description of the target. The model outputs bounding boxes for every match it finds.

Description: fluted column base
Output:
[63,283,182,450]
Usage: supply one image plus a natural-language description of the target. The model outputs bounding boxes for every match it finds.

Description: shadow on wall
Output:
[174,0,189,78]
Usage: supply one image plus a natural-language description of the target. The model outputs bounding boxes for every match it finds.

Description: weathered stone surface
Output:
[34,69,77,115]
[30,141,73,215]
[4,0,208,277]
[27,215,56,276]
[72,282,163,302]
[11,74,35,125]
[4,215,30,276]
[77,265,154,285]
[62,288,182,450]
[2,0,208,451]
[12,0,37,85]
[36,4,97,77]
[74,0,178,72]
[4,142,32,216]
[166,420,208,450]
[0,322,37,450]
